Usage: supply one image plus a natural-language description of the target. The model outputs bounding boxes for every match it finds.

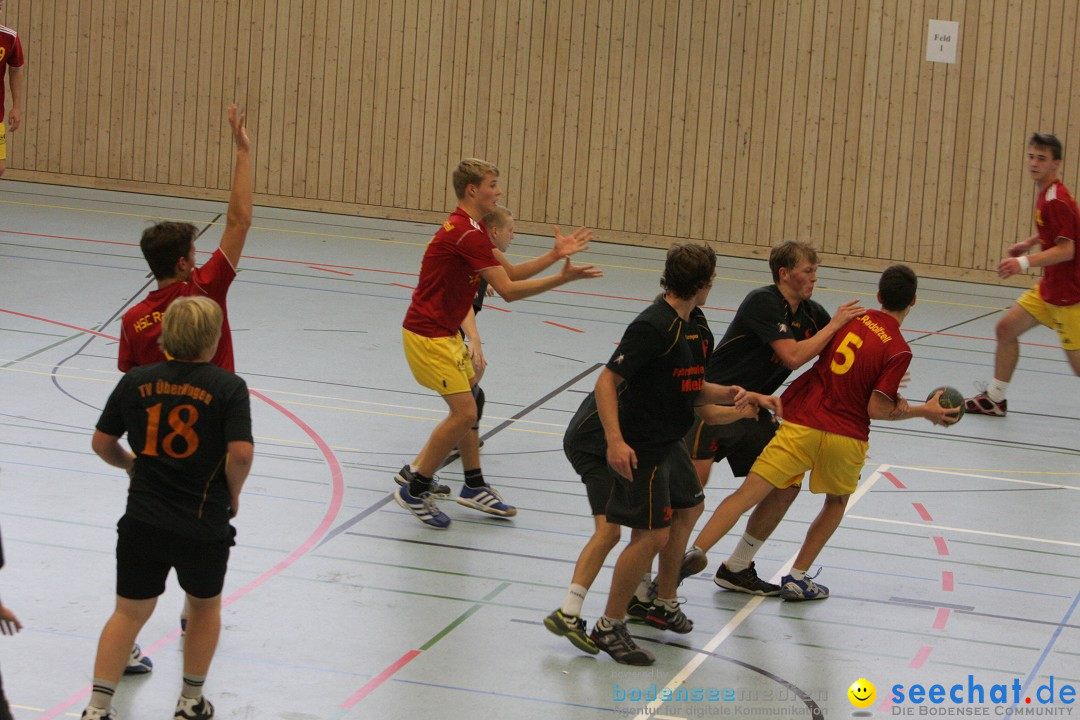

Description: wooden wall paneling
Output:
[716,0,742,246]
[234,1,253,122]
[131,1,153,182]
[825,0,854,255]
[314,0,337,201]
[560,0,587,228]
[356,1,379,204]
[495,0,520,198]
[648,1,678,237]
[69,0,89,177]
[543,0,570,225]
[470,0,492,161]
[178,1,200,188]
[811,0,840,247]
[90,0,111,178]
[252,1,274,196]
[670,0,698,239]
[756,0,788,247]
[530,0,559,222]
[945,0,978,268]
[381,0,405,206]
[326,0,348,202]
[517,1,543,221]
[84,0,103,177]
[189,1,210,189]
[901,0,928,265]
[14,1,36,169]
[153,2,173,184]
[875,0,903,263]
[984,0,1018,270]
[169,2,191,187]
[608,2,635,232]
[595,0,622,231]
[417,0,442,210]
[445,0,470,210]
[1062,1,1079,184]
[997,0,1035,265]
[780,0,809,240]
[57,3,77,175]
[1020,1,1053,236]
[267,0,291,197]
[118,2,138,180]
[209,0,228,189]
[684,0,714,241]
[402,0,425,209]
[293,0,317,199]
[958,2,992,270]
[848,0,882,260]
[931,1,960,268]
[913,0,943,265]
[796,2,824,244]
[728,0,757,247]
[575,0,600,229]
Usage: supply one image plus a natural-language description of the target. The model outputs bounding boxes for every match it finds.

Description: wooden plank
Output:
[945,0,981,269]
[469,0,491,159]
[811,0,840,246]
[775,0,803,240]
[917,0,948,265]
[209,0,228,188]
[311,0,334,200]
[219,0,242,188]
[621,1,649,232]
[727,0,753,246]
[291,0,315,197]
[707,0,736,244]
[753,0,787,247]
[396,0,419,207]
[378,0,404,205]
[90,0,112,177]
[787,0,816,239]
[429,0,454,211]
[848,0,882,261]
[596,0,621,230]
[416,0,441,209]
[518,0,545,220]
[673,0,702,239]
[533,0,561,221]
[328,0,351,202]
[253,0,275,196]
[651,0,679,236]
[932,0,962,268]
[1059,0,1079,195]
[999,0,1037,263]
[957,1,994,270]
[490,0,514,200]
[983,0,1018,269]
[561,0,588,227]
[267,0,291,197]
[83,0,104,176]
[166,1,187,187]
[880,0,910,262]
[685,0,715,240]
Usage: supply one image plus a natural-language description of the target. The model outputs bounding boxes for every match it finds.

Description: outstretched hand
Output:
[228,104,250,153]
[0,602,21,635]
[830,299,865,328]
[553,226,593,259]
[559,258,603,282]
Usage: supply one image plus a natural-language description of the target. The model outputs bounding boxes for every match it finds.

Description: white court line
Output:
[845,514,1080,549]
[630,464,891,720]
[888,464,1080,490]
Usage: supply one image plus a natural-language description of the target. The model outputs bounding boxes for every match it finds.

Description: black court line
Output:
[906,308,1004,344]
[889,597,976,611]
[478,362,603,442]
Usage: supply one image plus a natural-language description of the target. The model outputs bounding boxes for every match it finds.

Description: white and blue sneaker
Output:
[394,465,451,497]
[779,572,829,601]
[123,643,153,675]
[394,484,452,529]
[456,484,517,517]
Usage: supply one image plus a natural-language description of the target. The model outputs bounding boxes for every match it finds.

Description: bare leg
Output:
[1065,348,1080,377]
[571,516,622,589]
[655,503,703,599]
[413,391,477,477]
[182,594,222,678]
[92,597,157,685]
[692,457,713,488]
[993,304,1040,383]
[791,495,848,571]
[692,473,776,554]
[732,484,800,555]
[603,528,668,619]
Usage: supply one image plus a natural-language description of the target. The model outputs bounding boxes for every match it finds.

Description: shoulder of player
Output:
[0,25,17,38]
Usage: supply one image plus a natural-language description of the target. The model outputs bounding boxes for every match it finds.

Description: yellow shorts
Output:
[0,122,6,161]
[749,421,868,496]
[1017,287,1080,350]
[401,328,475,396]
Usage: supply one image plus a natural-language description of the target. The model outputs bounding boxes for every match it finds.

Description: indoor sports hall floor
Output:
[1,180,1077,720]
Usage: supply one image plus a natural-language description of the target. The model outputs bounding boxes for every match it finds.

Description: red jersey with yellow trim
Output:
[0,25,25,117]
[1035,179,1080,306]
[402,208,499,338]
[119,248,237,372]
[780,310,911,441]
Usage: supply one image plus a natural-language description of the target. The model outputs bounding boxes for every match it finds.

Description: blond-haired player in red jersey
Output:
[394,158,601,529]
[966,133,1080,416]
[0,0,25,178]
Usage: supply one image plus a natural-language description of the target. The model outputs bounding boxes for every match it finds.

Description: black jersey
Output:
[96,360,253,541]
[706,285,831,394]
[566,301,713,461]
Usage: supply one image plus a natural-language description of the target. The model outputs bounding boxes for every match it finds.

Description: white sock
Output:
[597,615,623,630]
[789,567,807,581]
[633,572,654,601]
[726,533,765,572]
[987,379,1009,403]
[560,584,587,617]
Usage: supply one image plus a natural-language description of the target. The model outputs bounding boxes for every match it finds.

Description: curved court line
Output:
[5,312,346,720]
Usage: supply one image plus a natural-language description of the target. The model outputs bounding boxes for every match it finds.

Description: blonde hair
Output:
[481,205,513,230]
[161,296,223,360]
[452,158,499,199]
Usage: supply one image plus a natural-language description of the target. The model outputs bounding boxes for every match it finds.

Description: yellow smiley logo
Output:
[848,678,876,708]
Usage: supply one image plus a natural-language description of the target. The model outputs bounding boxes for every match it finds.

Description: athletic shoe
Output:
[679,546,708,582]
[456,484,517,517]
[394,465,451,497]
[626,579,658,621]
[543,609,599,654]
[779,573,829,601]
[964,391,1007,416]
[714,562,782,596]
[590,620,655,666]
[123,643,153,675]
[174,695,214,720]
[81,707,118,720]
[393,485,452,529]
[644,600,694,633]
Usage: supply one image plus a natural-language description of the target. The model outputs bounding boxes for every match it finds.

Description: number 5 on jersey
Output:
[830,332,863,375]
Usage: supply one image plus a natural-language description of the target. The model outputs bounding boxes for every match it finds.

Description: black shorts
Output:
[0,670,12,720]
[116,515,233,600]
[606,443,704,530]
[565,444,617,516]
[685,409,778,476]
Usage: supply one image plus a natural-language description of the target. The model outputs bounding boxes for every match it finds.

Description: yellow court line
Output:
[0,367,115,384]
[2,197,1009,310]
[888,464,1080,489]
[895,464,1080,477]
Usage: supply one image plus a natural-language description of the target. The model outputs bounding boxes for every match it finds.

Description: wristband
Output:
[1017,255,1030,272]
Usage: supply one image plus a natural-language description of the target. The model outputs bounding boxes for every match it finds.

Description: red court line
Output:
[544,320,584,333]
[0,308,115,339]
[16,312,346,720]
[483,304,511,312]
[933,536,950,556]
[909,645,933,669]
[883,471,906,489]
[341,650,423,708]
[308,265,354,276]
[913,503,934,522]
[390,282,415,290]
[933,607,951,630]
[942,571,955,592]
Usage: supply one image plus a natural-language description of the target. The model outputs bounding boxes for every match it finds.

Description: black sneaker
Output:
[713,562,781,596]
[644,600,694,634]
[626,579,658,621]
[394,465,451,496]
[543,609,599,654]
[174,695,214,720]
[590,620,655,665]
[679,546,708,582]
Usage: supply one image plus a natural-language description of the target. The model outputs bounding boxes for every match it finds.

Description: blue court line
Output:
[1004,589,1080,719]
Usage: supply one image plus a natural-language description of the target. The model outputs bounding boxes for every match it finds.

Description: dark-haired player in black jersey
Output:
[683,240,863,595]
[81,296,253,720]
[544,244,781,665]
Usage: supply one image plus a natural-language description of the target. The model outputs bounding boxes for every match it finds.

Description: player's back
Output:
[781,310,912,441]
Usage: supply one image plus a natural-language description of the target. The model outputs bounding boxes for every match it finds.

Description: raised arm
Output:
[499,226,593,280]
[218,104,253,268]
[769,299,865,370]
[480,256,601,302]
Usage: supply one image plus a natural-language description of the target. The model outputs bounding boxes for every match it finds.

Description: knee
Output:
[995,317,1020,342]
[676,503,704,523]
[599,524,622,550]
